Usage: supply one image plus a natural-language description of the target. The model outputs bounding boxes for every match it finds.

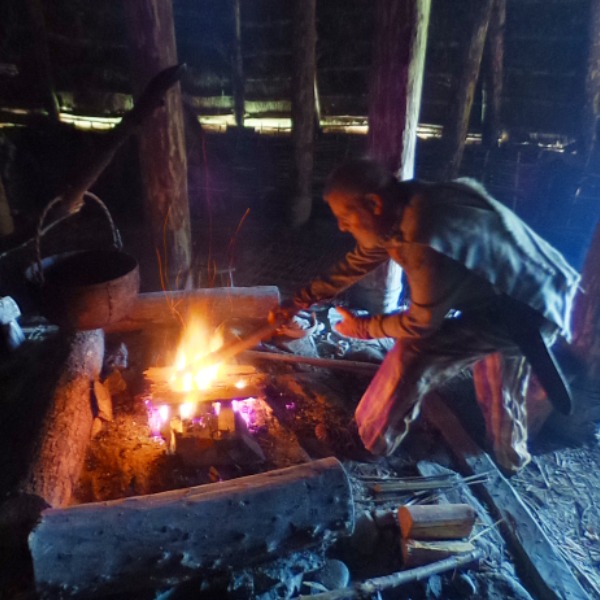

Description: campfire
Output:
[143,315,270,466]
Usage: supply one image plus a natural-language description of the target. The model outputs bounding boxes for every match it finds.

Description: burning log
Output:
[29,457,354,598]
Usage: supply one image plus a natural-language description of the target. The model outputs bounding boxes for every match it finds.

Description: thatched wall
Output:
[0,0,591,138]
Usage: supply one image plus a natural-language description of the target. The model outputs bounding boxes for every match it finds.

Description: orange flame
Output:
[168,316,225,394]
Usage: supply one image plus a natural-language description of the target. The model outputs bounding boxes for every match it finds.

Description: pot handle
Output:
[33,191,123,284]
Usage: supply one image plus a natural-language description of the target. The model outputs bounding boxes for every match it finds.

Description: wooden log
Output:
[103,286,281,332]
[289,0,316,227]
[397,504,476,540]
[401,539,476,568]
[422,393,591,600]
[125,0,192,291]
[20,330,105,507]
[29,457,355,598]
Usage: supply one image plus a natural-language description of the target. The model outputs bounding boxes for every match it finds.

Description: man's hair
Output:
[324,158,393,195]
[323,158,406,206]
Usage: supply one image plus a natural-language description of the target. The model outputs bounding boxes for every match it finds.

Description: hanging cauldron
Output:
[25,193,140,330]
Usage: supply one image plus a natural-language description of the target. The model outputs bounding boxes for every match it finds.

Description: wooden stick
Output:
[199,323,280,365]
[297,548,483,600]
[240,350,380,375]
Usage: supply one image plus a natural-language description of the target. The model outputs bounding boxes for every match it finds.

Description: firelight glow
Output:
[179,402,196,420]
[168,316,225,392]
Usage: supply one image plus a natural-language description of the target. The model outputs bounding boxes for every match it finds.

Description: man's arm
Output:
[336,248,494,340]
[294,243,391,307]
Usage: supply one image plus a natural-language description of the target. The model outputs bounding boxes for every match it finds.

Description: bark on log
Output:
[289,0,316,227]
[29,457,354,598]
[104,286,280,332]
[397,504,476,540]
[481,0,506,149]
[401,539,476,568]
[125,0,192,291]
[19,330,104,507]
[439,0,495,179]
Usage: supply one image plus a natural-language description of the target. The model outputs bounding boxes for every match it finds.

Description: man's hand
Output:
[333,307,372,339]
[268,299,306,327]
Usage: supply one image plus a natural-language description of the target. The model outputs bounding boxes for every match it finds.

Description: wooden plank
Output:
[422,393,591,600]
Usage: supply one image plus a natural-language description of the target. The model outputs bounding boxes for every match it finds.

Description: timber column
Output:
[289,0,317,227]
[349,0,430,313]
[126,0,192,290]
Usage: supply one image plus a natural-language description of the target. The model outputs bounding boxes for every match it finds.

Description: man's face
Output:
[325,190,382,248]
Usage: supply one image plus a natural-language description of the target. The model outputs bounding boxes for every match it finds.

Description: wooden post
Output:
[30,457,354,598]
[289,0,317,227]
[481,0,506,149]
[349,0,430,314]
[24,0,60,122]
[231,0,245,128]
[439,0,495,179]
[367,0,431,180]
[582,0,600,163]
[125,0,192,291]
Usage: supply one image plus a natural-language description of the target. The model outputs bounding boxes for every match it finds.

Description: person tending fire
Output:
[270,158,580,474]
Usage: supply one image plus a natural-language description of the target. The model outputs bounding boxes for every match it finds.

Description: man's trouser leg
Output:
[355,319,502,456]
[473,353,532,473]
[355,316,529,468]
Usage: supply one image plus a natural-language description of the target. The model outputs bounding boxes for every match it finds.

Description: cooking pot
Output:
[25,193,140,330]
